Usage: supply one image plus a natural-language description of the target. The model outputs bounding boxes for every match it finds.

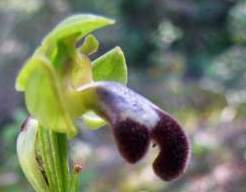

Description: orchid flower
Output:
[16,14,190,192]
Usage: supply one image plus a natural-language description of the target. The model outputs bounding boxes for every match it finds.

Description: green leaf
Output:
[82,47,128,129]
[17,118,49,192]
[92,46,127,84]
[43,14,114,46]
[79,34,99,55]
[23,55,77,137]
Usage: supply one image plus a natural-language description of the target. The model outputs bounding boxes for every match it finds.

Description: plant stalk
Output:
[38,126,70,192]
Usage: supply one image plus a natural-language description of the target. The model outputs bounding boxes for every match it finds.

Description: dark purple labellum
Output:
[151,110,190,181]
[112,119,150,163]
[83,82,190,181]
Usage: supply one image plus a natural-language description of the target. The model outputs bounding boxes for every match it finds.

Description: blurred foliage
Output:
[0,0,246,191]
[229,1,246,43]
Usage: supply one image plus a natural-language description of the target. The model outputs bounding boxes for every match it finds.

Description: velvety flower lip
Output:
[151,110,190,181]
[112,119,150,163]
[91,82,190,181]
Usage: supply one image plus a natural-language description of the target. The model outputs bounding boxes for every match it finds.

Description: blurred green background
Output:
[1,0,246,191]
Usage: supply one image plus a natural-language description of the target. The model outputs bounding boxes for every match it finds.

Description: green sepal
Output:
[22,55,77,137]
[16,55,41,91]
[43,14,114,48]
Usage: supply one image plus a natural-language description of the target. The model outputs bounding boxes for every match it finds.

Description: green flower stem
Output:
[70,172,80,192]
[70,163,82,192]
[38,126,70,192]
[49,131,64,192]
[56,133,69,191]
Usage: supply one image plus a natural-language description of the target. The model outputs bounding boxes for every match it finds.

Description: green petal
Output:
[82,47,128,129]
[79,34,99,55]
[23,55,77,137]
[92,46,127,84]
[43,14,114,46]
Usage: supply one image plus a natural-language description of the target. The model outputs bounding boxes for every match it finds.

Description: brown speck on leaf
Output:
[36,154,49,185]
[20,116,30,132]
